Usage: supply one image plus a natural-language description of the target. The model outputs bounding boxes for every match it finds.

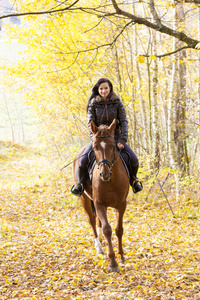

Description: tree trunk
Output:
[133,3,149,154]
[4,91,15,143]
[198,6,200,182]
[112,44,122,93]
[152,30,160,171]
[174,2,189,175]
[147,56,152,153]
[121,33,137,150]
[168,4,180,198]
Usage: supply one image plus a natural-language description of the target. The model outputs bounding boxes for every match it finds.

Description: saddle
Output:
[87,149,131,187]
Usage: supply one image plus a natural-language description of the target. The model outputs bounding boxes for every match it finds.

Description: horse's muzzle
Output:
[100,171,112,181]
[98,159,113,181]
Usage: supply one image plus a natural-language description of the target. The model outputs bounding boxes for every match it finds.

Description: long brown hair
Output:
[87,78,114,111]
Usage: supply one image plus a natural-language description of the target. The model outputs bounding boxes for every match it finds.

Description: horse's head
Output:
[90,119,117,182]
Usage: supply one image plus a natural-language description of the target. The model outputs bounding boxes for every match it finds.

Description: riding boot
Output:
[131,165,143,194]
[71,166,88,196]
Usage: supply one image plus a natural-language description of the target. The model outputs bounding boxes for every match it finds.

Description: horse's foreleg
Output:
[95,202,119,272]
[81,196,104,256]
[96,217,103,242]
[95,217,104,255]
[115,200,126,265]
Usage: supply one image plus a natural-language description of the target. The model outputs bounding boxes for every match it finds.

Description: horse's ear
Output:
[90,120,98,134]
[108,119,116,134]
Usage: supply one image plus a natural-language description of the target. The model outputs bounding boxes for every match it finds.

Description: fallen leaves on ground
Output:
[0,144,200,299]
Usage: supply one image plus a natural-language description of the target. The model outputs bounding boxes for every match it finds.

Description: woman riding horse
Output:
[71,77,143,196]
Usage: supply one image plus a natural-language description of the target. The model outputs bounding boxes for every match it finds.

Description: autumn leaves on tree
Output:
[2,0,200,190]
[1,1,200,298]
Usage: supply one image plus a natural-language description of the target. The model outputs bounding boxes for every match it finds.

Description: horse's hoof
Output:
[120,260,125,267]
[108,265,120,272]
[97,249,104,256]
[120,256,125,266]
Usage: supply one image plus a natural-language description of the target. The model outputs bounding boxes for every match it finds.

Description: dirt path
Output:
[0,144,200,299]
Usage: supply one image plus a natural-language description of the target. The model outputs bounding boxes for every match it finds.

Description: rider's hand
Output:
[117,143,124,149]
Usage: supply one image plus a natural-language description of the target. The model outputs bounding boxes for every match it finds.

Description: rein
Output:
[61,153,87,170]
[61,135,121,171]
[96,135,114,138]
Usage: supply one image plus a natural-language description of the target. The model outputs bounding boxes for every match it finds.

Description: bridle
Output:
[94,135,121,170]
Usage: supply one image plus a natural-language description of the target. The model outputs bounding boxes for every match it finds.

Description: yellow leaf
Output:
[162,57,170,61]
[137,55,145,63]
[143,288,148,294]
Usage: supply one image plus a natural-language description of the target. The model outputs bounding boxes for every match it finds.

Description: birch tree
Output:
[174,2,189,175]
[152,30,160,171]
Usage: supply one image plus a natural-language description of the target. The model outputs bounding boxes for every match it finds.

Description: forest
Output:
[0,0,200,299]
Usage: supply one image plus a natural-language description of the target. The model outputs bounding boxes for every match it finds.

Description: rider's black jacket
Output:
[87,93,128,145]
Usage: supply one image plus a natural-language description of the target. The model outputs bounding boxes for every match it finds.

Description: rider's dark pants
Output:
[80,142,93,168]
[80,141,139,169]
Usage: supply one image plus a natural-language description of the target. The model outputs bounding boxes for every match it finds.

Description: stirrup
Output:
[71,183,84,196]
[132,180,143,194]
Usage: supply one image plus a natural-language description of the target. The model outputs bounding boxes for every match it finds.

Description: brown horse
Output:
[73,119,130,271]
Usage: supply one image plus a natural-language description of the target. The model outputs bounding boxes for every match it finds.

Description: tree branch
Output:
[111,0,200,49]
[62,20,134,54]
[1,0,200,54]
[0,0,80,20]
[142,46,191,58]
[184,0,200,3]
[149,0,162,27]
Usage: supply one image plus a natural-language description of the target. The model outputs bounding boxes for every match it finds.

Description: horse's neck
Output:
[112,157,127,180]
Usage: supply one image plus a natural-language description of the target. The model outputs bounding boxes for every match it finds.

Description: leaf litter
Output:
[0,144,200,300]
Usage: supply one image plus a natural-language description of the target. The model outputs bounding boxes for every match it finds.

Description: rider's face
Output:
[98,82,111,100]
